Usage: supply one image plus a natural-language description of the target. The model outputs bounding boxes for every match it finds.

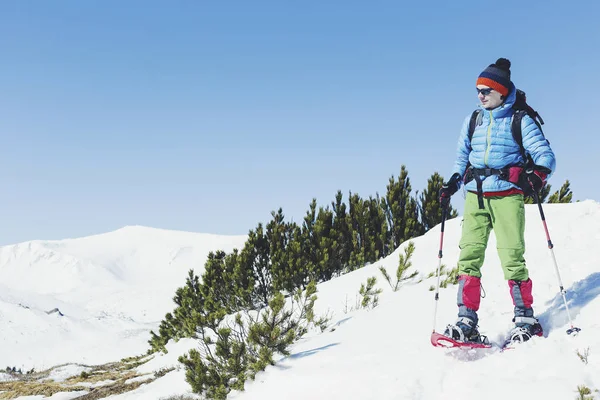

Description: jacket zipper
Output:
[484,110,494,166]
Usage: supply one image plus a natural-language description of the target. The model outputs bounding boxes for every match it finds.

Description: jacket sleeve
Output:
[451,115,472,184]
[520,115,556,177]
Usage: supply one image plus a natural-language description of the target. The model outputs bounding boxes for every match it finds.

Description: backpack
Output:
[467,89,547,162]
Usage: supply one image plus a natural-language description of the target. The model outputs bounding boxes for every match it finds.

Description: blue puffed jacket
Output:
[451,85,556,194]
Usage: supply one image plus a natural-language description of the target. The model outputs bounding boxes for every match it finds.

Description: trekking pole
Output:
[531,188,581,335]
[432,207,448,333]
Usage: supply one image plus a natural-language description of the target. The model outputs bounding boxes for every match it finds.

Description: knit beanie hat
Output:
[476,58,512,97]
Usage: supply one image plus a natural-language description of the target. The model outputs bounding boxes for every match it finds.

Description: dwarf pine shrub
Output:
[178,281,329,400]
[359,276,383,309]
[379,241,418,291]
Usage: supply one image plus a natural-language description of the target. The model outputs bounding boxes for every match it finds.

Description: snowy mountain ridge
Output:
[0,225,247,370]
[0,225,248,294]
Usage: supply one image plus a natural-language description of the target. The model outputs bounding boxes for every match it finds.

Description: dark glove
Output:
[519,154,551,194]
[524,170,547,192]
[518,154,551,195]
[439,173,462,209]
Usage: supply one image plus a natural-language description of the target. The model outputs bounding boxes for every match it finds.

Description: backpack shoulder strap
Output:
[467,110,481,144]
[511,110,527,162]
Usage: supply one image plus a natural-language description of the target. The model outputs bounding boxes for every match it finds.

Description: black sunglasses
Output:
[476,88,494,96]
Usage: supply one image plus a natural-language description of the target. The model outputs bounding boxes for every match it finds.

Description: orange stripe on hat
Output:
[476,77,509,97]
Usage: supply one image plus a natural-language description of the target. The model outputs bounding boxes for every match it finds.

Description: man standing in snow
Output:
[438,58,556,344]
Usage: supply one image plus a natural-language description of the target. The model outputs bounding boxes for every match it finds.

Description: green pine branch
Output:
[359,276,383,309]
[379,241,418,291]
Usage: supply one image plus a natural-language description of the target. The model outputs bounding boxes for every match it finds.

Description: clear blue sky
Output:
[1,1,599,245]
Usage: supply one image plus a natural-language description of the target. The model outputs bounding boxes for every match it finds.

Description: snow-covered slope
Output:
[0,225,247,369]
[226,200,600,400]
[2,201,600,400]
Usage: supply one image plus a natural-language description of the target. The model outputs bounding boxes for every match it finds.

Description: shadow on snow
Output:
[538,271,600,336]
[288,343,341,360]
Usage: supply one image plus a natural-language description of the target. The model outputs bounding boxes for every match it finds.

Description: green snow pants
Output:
[457,192,529,281]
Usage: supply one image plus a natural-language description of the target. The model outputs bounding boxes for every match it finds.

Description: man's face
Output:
[477,85,503,109]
